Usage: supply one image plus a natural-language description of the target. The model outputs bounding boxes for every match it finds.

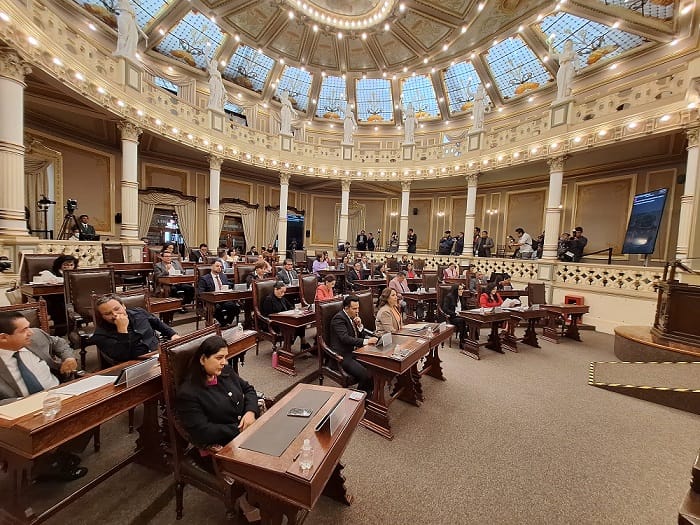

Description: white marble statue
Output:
[471,84,490,130]
[342,102,358,145]
[207,56,227,112]
[401,102,416,145]
[113,0,147,62]
[279,91,298,136]
[550,39,576,102]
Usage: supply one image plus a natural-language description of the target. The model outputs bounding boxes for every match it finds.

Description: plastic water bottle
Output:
[299,438,313,471]
[236,322,243,333]
[271,350,278,368]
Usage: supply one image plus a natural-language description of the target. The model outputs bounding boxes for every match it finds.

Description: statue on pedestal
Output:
[207,56,227,113]
[549,39,577,103]
[113,0,147,62]
[342,102,357,145]
[467,83,490,131]
[401,101,416,145]
[279,91,298,136]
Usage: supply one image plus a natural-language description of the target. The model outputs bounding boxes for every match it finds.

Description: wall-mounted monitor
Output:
[622,188,669,255]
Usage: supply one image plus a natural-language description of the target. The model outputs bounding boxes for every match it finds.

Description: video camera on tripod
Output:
[65,198,78,214]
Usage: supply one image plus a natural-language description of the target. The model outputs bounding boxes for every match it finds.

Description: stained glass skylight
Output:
[316,76,347,119]
[400,75,440,119]
[443,61,491,115]
[156,10,224,70]
[355,78,393,123]
[223,45,275,94]
[486,36,552,99]
[277,66,313,112]
[74,0,171,30]
[540,12,648,69]
[598,0,673,21]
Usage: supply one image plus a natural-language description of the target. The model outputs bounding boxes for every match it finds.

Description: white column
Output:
[0,49,31,236]
[463,174,478,253]
[278,172,290,255]
[338,180,351,246]
[118,121,142,239]
[677,128,699,262]
[398,181,411,251]
[207,155,223,249]
[542,156,565,259]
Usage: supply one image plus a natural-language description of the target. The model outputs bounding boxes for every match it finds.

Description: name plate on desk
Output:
[113,356,159,387]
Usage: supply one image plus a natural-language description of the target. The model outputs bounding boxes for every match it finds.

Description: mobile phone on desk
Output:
[287,408,312,418]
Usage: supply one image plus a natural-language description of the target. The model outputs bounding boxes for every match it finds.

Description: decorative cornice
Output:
[0,47,31,83]
[265,204,304,214]
[220,197,259,209]
[686,127,700,149]
[208,155,224,171]
[117,121,142,142]
[547,155,568,172]
[139,187,196,201]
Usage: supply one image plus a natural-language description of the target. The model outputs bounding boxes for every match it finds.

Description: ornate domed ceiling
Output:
[73,0,679,126]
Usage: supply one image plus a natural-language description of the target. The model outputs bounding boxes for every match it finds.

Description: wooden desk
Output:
[351,278,387,299]
[541,304,590,343]
[500,308,552,352]
[402,289,438,323]
[101,262,152,287]
[499,288,528,299]
[199,290,253,328]
[155,274,196,298]
[405,277,422,292]
[20,283,64,301]
[0,362,162,524]
[354,335,430,439]
[393,323,454,381]
[214,384,364,525]
[268,309,316,376]
[221,328,257,373]
[458,309,513,360]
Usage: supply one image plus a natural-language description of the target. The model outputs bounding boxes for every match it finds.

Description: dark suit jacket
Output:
[0,328,75,404]
[346,268,362,289]
[329,310,369,358]
[198,272,231,293]
[176,366,259,448]
[90,308,176,364]
[79,223,96,236]
[276,268,298,285]
[442,292,465,321]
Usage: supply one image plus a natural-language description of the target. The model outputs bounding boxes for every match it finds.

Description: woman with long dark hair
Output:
[442,283,467,348]
[479,282,503,308]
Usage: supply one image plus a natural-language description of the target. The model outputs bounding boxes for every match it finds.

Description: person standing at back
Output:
[407,228,417,253]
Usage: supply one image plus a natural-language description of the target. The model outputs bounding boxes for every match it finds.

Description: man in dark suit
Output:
[407,228,417,253]
[91,295,179,365]
[77,214,96,239]
[346,262,363,291]
[356,230,367,251]
[366,232,375,251]
[276,258,298,285]
[328,295,377,393]
[189,243,210,263]
[198,260,240,326]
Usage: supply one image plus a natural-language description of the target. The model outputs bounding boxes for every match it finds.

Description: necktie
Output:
[287,271,291,282]
[215,274,223,291]
[13,352,44,395]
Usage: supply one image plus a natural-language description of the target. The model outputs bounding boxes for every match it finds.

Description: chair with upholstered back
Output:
[356,291,375,333]
[158,325,243,520]
[385,258,399,272]
[64,267,116,369]
[0,299,50,332]
[251,279,282,354]
[191,265,212,329]
[422,271,438,291]
[314,298,353,387]
[300,274,319,307]
[436,284,452,323]
[234,264,255,285]
[292,249,307,272]
[245,255,258,264]
[101,244,125,264]
[20,253,59,284]
[527,282,546,306]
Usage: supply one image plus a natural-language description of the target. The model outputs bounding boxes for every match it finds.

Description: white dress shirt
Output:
[0,347,58,397]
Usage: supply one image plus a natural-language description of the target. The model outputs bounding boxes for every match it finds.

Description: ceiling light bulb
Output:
[627,121,638,128]
[117,100,125,107]
[573,136,582,143]
[97,86,106,94]
[612,21,620,29]
[74,72,85,81]
[681,4,692,15]
[288,11,294,19]
[513,152,520,158]
[660,114,671,122]
[337,32,343,39]
[384,23,390,31]
[362,32,367,40]
[313,24,318,32]
[52,57,62,66]
[187,133,193,139]
[155,119,162,126]
[136,109,144,116]
[530,147,538,154]
[687,102,697,109]
[461,26,467,33]
[158,28,165,35]
[598,129,607,136]
[28,36,39,46]
[88,22,96,31]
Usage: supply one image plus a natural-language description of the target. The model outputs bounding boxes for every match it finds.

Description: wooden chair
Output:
[292,249,307,272]
[314,298,354,387]
[422,271,439,291]
[527,282,546,306]
[101,243,145,289]
[192,265,212,329]
[251,279,282,355]
[64,267,116,369]
[299,274,318,307]
[356,291,376,333]
[413,258,426,274]
[159,325,244,520]
[245,255,258,263]
[234,264,255,285]
[19,253,58,284]
[385,257,399,272]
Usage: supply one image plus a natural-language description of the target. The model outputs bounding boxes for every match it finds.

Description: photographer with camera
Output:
[569,226,587,262]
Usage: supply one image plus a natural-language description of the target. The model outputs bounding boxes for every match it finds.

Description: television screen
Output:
[622,188,669,254]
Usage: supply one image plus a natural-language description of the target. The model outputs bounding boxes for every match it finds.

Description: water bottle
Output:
[236,322,243,333]
[271,350,278,368]
[299,438,313,471]
[424,326,433,339]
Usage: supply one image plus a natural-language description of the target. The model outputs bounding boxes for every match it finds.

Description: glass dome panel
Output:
[224,45,275,94]
[316,76,347,119]
[355,78,394,123]
[443,61,490,115]
[156,11,224,70]
[486,36,552,99]
[400,75,440,119]
[277,66,313,112]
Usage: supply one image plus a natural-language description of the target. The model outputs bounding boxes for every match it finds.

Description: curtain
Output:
[348,204,365,244]
[138,192,196,246]
[24,158,51,232]
[219,203,258,248]
[265,208,280,248]
[444,130,469,143]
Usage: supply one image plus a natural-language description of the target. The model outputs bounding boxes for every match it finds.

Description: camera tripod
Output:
[58,212,80,240]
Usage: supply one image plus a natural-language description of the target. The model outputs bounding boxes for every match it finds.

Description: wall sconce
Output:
[486,209,498,215]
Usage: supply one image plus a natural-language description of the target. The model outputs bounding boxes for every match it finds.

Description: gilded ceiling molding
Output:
[220,197,259,209]
[0,47,31,83]
[117,121,142,142]
[265,204,305,214]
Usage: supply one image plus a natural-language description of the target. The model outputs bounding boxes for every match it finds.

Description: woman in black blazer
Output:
[176,336,259,450]
[442,283,468,348]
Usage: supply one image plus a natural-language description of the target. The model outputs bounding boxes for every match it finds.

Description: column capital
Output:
[686,127,700,149]
[208,155,224,171]
[279,172,291,185]
[118,121,143,142]
[0,48,31,83]
[400,180,411,192]
[547,155,568,172]
[466,173,479,186]
[341,179,351,192]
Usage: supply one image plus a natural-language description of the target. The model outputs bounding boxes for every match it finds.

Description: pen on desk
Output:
[292,451,301,462]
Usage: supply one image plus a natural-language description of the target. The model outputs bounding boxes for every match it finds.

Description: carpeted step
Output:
[588,361,700,415]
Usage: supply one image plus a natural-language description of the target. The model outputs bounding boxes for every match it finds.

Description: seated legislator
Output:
[39,254,79,336]
[405,262,418,279]
[153,249,194,306]
[372,262,387,279]
[245,261,269,289]
[276,258,298,285]
[443,262,459,279]
[374,288,403,337]
[479,283,504,308]
[176,335,259,458]
[0,312,88,481]
[442,284,467,348]
[469,271,489,293]
[91,294,180,365]
[261,281,310,350]
[311,252,330,277]
[328,295,378,393]
[199,261,240,327]
[388,271,409,308]
[346,262,363,291]
[315,275,336,302]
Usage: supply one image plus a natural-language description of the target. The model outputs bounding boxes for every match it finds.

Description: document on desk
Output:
[405,323,428,331]
[51,375,117,396]
[0,392,68,420]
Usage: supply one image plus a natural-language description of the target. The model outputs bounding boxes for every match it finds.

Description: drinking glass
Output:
[42,393,62,420]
